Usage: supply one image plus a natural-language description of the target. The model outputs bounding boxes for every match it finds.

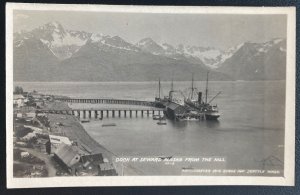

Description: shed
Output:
[46,134,72,154]
[20,132,37,142]
[74,153,105,176]
[99,163,118,176]
[36,138,49,153]
[16,113,23,118]
[13,94,25,107]
[81,153,104,164]
[49,134,72,145]
[165,102,187,119]
[26,112,36,118]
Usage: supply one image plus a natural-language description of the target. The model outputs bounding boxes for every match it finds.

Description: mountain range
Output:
[13,21,286,81]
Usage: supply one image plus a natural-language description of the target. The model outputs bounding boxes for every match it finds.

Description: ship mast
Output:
[169,74,174,101]
[191,73,194,100]
[205,71,209,104]
[158,77,161,99]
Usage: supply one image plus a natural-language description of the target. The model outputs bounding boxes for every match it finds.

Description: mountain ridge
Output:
[13,21,286,82]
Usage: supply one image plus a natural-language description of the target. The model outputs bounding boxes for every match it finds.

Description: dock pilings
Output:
[41,109,163,119]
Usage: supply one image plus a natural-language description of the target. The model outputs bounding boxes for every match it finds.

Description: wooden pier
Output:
[36,107,165,119]
[56,98,158,107]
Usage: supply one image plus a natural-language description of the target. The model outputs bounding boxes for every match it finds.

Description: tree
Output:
[14,86,23,94]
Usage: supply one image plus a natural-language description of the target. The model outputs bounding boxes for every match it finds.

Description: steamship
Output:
[154,72,220,121]
[184,72,221,120]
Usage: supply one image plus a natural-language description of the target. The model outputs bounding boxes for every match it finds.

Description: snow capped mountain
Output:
[13,21,286,81]
[90,33,104,43]
[14,21,92,60]
[210,43,245,68]
[161,43,176,54]
[217,38,286,80]
[136,38,165,55]
[249,38,285,54]
[135,38,226,68]
[172,45,224,68]
[88,33,141,53]
[134,36,287,80]
[135,37,286,71]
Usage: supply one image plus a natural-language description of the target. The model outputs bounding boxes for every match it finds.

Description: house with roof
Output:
[13,94,25,108]
[46,134,72,154]
[53,143,117,176]
[54,143,81,175]
[98,162,118,176]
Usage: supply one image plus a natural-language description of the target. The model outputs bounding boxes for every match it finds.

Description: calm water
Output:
[15,81,285,175]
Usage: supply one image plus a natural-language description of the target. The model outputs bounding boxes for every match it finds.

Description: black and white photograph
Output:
[6,3,295,187]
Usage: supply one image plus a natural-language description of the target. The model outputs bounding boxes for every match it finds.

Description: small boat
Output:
[157,119,167,125]
[157,121,167,125]
[102,123,116,127]
[80,119,90,123]
[153,115,165,120]
[182,116,199,121]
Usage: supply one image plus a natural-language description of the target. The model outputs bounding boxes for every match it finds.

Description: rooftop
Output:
[13,94,25,99]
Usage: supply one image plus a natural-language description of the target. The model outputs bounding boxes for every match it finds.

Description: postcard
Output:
[6,3,295,187]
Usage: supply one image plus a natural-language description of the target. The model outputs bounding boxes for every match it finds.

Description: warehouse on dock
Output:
[164,102,187,119]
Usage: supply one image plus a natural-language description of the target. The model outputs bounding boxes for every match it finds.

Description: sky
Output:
[13,10,287,50]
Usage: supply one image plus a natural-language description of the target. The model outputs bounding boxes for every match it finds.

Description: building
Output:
[13,94,25,108]
[30,93,43,100]
[35,138,49,153]
[76,153,105,176]
[53,143,81,175]
[35,100,44,108]
[164,102,187,119]
[46,134,72,154]
[81,153,103,164]
[98,163,118,176]
[53,142,118,176]
[16,112,23,118]
[76,153,117,176]
[26,112,37,118]
[20,132,36,142]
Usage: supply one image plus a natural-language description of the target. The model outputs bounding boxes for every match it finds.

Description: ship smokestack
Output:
[198,92,202,104]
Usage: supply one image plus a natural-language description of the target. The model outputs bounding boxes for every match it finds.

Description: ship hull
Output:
[185,100,221,121]
[164,109,176,120]
[205,113,220,120]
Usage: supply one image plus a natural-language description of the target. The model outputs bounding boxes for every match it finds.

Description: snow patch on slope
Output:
[90,33,104,43]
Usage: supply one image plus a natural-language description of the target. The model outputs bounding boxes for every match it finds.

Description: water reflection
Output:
[168,119,188,130]
[205,120,220,129]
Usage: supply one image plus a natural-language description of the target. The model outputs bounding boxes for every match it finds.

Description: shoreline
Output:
[45,101,142,175]
[13,87,285,177]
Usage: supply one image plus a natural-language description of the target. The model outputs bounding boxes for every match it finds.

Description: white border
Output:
[6,3,296,188]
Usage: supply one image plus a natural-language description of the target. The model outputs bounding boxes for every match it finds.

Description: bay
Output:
[15,81,285,175]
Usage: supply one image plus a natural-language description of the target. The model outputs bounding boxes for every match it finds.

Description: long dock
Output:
[36,107,165,119]
[56,98,158,107]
